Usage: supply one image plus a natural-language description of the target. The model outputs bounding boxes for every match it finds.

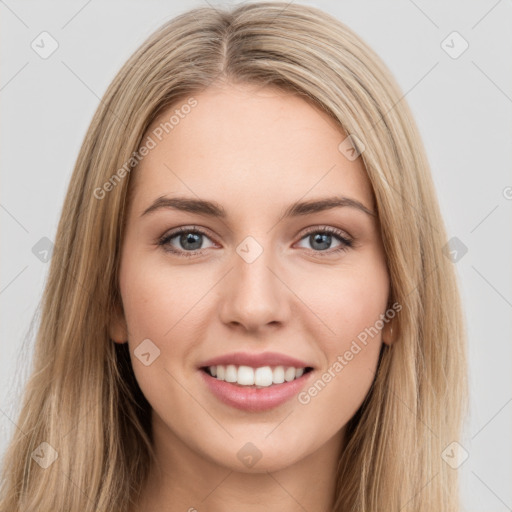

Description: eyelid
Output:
[298,225,352,242]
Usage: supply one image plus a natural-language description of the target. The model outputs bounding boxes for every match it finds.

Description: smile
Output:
[203,364,313,387]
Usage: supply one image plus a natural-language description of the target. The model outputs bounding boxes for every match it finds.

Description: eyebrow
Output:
[140,195,375,219]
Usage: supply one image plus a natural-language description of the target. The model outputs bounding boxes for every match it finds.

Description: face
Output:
[111,82,392,474]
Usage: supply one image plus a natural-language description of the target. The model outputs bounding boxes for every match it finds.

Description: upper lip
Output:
[199,351,314,369]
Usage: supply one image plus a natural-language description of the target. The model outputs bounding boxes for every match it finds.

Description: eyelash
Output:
[157,225,354,259]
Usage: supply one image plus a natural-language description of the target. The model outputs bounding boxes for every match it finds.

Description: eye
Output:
[157,225,354,258]
[295,226,353,256]
[157,226,216,258]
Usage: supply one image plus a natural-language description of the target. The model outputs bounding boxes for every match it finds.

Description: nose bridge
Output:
[219,234,289,330]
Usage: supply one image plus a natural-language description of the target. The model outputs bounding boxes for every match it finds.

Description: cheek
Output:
[119,258,200,341]
[306,266,388,413]
[118,255,212,396]
[119,263,198,405]
[299,261,389,346]
[295,273,387,424]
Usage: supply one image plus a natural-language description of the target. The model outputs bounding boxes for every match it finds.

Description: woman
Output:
[0,2,467,511]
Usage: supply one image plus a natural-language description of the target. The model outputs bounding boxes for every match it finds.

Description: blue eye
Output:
[296,226,353,256]
[157,226,215,257]
[157,225,353,258]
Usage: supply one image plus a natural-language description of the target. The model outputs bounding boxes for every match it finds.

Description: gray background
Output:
[1,0,511,509]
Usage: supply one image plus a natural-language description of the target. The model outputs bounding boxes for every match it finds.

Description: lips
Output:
[198,351,315,412]
[199,351,313,369]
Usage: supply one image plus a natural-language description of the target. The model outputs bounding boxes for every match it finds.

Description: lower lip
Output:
[199,369,314,412]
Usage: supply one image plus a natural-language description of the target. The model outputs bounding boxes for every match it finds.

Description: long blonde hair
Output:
[0,2,467,510]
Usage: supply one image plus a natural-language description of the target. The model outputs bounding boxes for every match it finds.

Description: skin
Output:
[111,81,393,512]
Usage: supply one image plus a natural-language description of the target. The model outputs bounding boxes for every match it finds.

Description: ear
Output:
[381,319,395,346]
[109,299,128,344]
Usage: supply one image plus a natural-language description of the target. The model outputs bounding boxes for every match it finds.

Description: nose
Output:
[218,245,291,333]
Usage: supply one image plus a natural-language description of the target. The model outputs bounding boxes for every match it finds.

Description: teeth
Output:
[254,366,273,387]
[207,365,308,387]
[225,364,237,383]
[272,366,285,384]
[238,365,255,385]
[284,367,296,382]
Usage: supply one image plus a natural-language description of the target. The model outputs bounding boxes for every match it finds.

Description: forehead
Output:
[129,83,374,217]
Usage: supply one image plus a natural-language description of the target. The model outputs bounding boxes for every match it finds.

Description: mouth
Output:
[198,351,316,411]
[198,357,315,412]
[200,364,314,388]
